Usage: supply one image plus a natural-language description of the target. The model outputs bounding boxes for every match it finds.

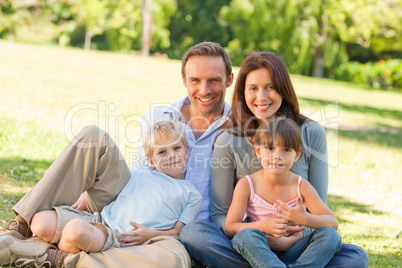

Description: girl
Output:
[225,117,341,268]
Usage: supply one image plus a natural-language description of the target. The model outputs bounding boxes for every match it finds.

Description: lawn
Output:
[0,40,401,267]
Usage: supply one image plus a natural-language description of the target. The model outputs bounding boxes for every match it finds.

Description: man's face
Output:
[182,56,233,116]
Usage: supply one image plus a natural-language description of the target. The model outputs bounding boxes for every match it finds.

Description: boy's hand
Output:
[274,198,306,226]
[120,221,155,247]
[71,193,88,212]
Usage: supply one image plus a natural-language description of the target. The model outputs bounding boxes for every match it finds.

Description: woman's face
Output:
[244,68,282,123]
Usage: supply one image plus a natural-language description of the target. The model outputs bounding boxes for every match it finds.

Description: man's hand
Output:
[119,221,155,247]
[71,193,88,211]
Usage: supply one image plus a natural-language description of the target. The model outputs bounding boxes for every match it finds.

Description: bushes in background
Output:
[331,59,402,91]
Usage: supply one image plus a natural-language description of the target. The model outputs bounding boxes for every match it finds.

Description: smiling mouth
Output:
[198,97,214,102]
[269,163,284,168]
[255,104,272,110]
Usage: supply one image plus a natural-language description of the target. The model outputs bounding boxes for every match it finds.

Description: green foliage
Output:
[219,0,348,76]
[0,0,401,84]
[329,0,402,56]
[332,59,402,91]
[167,0,232,58]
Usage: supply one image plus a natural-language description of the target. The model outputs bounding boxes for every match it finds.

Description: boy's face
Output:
[148,137,188,179]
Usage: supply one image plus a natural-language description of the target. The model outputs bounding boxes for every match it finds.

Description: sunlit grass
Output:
[0,41,401,267]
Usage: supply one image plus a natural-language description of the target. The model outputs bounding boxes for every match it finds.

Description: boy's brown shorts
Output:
[52,205,121,251]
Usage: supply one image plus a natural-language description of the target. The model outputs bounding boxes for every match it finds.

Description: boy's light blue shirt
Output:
[101,166,202,234]
[131,96,231,221]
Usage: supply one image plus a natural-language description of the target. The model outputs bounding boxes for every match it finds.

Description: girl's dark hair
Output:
[254,116,303,154]
[229,51,307,137]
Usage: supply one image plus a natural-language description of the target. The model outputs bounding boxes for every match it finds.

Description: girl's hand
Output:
[274,198,306,226]
[119,221,155,247]
[260,217,288,238]
[266,230,303,251]
[283,225,305,237]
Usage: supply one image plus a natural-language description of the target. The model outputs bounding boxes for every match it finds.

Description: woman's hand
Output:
[71,193,88,211]
[274,198,307,226]
[119,221,155,247]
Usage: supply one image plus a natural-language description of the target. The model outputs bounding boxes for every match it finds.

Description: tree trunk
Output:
[313,48,325,78]
[141,0,152,57]
[85,30,92,50]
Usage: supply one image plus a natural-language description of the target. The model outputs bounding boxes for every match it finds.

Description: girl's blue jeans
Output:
[231,227,341,268]
[180,221,369,268]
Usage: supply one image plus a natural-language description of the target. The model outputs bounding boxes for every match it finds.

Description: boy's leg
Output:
[58,218,107,253]
[231,228,286,268]
[8,126,130,233]
[30,210,58,242]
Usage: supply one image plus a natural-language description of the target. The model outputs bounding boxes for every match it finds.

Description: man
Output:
[0,42,233,267]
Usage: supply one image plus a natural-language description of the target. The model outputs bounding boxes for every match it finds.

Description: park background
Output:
[0,0,401,267]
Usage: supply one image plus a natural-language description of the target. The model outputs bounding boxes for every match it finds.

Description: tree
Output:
[167,0,232,58]
[0,0,34,41]
[141,0,152,56]
[74,0,113,50]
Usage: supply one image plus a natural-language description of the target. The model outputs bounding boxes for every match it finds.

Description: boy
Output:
[0,121,202,266]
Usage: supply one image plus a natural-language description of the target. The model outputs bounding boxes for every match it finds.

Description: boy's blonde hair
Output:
[143,121,187,159]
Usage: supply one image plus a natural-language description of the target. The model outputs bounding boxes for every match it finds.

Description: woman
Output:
[180,52,368,268]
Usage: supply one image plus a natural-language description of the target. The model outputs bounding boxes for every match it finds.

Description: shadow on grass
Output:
[299,97,402,126]
[327,194,384,224]
[327,128,402,149]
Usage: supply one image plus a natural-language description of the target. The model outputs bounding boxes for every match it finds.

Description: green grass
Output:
[0,40,401,267]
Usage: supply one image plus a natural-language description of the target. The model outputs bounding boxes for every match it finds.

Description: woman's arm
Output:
[225,178,288,239]
[210,132,237,228]
[304,122,329,203]
[274,179,338,230]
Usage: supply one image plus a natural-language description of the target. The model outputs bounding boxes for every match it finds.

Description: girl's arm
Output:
[274,179,338,230]
[224,178,288,239]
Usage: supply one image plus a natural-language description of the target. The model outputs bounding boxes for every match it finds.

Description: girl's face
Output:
[244,68,282,124]
[255,144,301,175]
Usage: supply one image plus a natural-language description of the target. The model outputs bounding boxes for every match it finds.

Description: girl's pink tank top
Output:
[245,175,304,222]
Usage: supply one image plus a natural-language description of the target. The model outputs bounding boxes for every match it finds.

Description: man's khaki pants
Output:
[12,125,191,268]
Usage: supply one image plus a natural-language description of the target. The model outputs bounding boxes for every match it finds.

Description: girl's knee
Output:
[233,228,265,246]
[30,210,57,241]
